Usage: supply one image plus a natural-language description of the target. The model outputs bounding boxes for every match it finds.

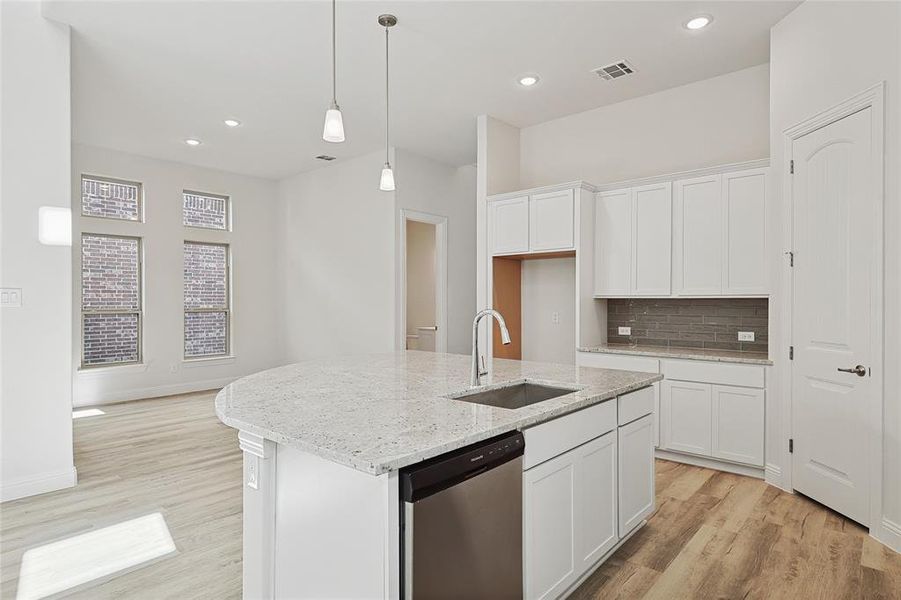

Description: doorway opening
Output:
[398,210,448,353]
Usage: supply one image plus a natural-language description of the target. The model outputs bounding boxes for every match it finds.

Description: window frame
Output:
[182,189,231,231]
[80,174,144,223]
[183,240,232,360]
[80,232,144,369]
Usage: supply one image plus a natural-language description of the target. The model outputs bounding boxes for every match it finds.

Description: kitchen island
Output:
[216,351,662,599]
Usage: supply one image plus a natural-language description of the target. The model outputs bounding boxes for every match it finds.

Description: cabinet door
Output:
[594,189,632,296]
[490,196,529,255]
[575,431,618,570]
[673,175,723,295]
[661,380,712,456]
[632,182,672,296]
[530,189,574,252]
[722,169,767,295]
[523,450,577,600]
[712,385,765,466]
[618,414,655,536]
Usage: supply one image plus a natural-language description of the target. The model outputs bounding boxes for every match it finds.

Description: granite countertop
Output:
[215,351,662,475]
[578,343,772,365]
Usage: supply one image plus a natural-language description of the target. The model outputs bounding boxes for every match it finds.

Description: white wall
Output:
[519,64,770,187]
[769,0,901,551]
[279,150,396,362]
[71,145,283,406]
[521,257,576,365]
[0,2,76,500]
[395,150,476,355]
[405,221,436,336]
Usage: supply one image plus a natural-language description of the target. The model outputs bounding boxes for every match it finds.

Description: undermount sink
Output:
[448,381,579,410]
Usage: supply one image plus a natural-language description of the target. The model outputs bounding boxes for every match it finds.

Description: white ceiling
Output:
[46,1,800,180]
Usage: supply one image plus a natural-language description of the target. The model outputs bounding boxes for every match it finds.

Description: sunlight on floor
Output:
[72,408,106,419]
[16,512,177,599]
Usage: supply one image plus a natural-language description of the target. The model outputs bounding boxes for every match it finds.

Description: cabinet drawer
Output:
[661,359,765,388]
[576,352,659,374]
[618,386,655,426]
[524,401,617,470]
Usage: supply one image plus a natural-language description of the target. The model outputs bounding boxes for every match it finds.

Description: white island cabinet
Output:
[522,387,655,600]
[216,352,661,600]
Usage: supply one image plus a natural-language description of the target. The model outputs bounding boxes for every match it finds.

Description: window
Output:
[81,234,142,366]
[184,242,230,358]
[82,175,142,221]
[183,191,229,230]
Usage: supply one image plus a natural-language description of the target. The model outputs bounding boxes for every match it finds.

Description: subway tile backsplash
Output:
[606,298,768,353]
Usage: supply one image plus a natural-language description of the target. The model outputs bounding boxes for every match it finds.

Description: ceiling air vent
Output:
[592,60,637,81]
[315,154,336,161]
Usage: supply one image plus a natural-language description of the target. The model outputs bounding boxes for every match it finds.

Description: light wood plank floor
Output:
[1,392,899,599]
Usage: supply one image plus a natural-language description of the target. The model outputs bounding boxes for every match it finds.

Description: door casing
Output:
[780,82,885,533]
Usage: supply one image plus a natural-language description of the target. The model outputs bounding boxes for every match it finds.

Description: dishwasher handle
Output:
[400,432,524,503]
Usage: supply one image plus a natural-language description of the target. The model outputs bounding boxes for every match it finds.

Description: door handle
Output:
[837,365,867,377]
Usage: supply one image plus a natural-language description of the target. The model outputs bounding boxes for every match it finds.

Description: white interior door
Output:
[791,107,875,526]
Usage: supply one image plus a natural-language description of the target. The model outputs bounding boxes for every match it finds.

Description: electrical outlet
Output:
[0,288,22,307]
[738,331,755,342]
[551,311,560,325]
[618,326,632,336]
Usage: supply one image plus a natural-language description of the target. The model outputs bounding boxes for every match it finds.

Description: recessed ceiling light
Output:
[684,15,712,30]
[518,75,539,87]
[224,119,241,128]
[185,138,201,146]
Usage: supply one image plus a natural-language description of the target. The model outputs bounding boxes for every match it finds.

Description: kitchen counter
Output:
[215,350,661,475]
[578,343,772,365]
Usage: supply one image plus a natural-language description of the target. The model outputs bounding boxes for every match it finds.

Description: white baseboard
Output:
[1,466,77,502]
[74,376,237,407]
[873,518,901,554]
[764,462,792,493]
[655,449,765,479]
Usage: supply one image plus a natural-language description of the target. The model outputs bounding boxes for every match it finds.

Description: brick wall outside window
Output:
[82,176,141,221]
[184,241,229,358]
[183,191,228,230]
[81,234,141,365]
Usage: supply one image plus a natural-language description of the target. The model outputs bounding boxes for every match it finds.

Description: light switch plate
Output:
[618,326,632,336]
[0,288,22,307]
[738,331,755,342]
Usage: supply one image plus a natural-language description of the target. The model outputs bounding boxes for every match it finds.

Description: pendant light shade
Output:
[322,102,345,143]
[379,163,396,191]
[378,14,397,191]
[322,0,345,143]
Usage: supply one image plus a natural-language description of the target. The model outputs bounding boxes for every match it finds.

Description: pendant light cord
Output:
[385,24,390,163]
[331,0,337,104]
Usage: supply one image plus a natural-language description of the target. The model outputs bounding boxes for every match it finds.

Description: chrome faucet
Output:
[471,309,512,387]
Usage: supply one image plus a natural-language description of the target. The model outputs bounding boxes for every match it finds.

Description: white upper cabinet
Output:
[722,169,767,295]
[489,187,578,256]
[594,189,633,296]
[595,164,768,298]
[673,175,723,295]
[593,184,671,296]
[530,189,574,252]
[632,182,673,296]
[490,196,529,255]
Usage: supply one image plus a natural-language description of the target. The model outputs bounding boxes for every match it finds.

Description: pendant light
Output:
[378,14,397,191]
[322,0,345,143]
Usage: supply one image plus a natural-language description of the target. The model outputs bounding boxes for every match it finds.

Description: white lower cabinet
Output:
[617,414,655,536]
[523,430,618,600]
[712,385,765,466]
[523,449,578,600]
[661,380,712,456]
[660,379,765,468]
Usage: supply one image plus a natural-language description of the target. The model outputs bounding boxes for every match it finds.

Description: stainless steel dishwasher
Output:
[399,431,524,599]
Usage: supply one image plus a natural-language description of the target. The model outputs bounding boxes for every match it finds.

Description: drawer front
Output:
[618,386,655,426]
[524,401,617,470]
[661,359,765,388]
[576,352,660,374]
